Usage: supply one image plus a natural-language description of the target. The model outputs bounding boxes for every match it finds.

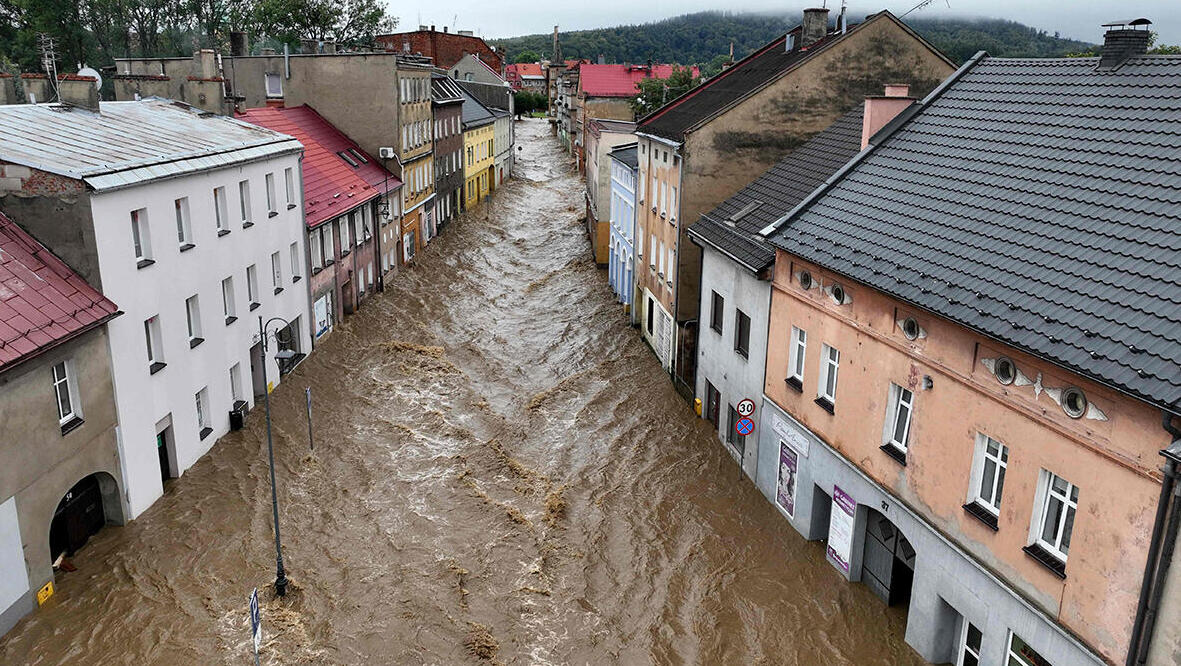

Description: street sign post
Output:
[737,398,756,418]
[249,588,261,665]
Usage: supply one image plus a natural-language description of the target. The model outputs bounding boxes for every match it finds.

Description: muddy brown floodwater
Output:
[1,119,924,665]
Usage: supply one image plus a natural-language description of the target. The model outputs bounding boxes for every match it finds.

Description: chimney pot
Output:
[884,83,910,97]
[1098,19,1152,70]
[801,8,830,47]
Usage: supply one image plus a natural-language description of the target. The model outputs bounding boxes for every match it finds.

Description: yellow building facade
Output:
[463,122,494,209]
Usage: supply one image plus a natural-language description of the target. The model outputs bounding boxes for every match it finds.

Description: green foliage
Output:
[513,89,547,115]
[489,11,1098,68]
[631,65,701,117]
[512,50,540,64]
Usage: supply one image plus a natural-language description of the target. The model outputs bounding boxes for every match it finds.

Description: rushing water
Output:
[1,119,922,665]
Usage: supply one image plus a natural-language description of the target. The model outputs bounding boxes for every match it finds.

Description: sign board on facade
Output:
[827,485,856,574]
[737,398,755,417]
[776,441,798,518]
[36,581,54,605]
[772,413,810,458]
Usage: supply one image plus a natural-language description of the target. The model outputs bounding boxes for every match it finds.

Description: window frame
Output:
[956,621,982,666]
[1033,470,1078,562]
[185,294,203,345]
[969,434,1008,516]
[709,291,724,334]
[734,309,751,359]
[264,72,282,98]
[265,172,277,214]
[213,186,229,233]
[884,383,915,452]
[818,343,839,404]
[52,360,81,425]
[246,264,260,308]
[788,326,807,383]
[238,179,252,226]
[131,208,151,263]
[284,167,295,208]
[1006,632,1052,666]
[174,197,192,248]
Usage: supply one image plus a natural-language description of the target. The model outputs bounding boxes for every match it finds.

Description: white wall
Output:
[0,497,28,619]
[90,153,311,518]
[695,245,770,479]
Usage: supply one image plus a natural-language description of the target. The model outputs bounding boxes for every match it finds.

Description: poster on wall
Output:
[313,294,331,338]
[776,441,798,518]
[827,485,856,574]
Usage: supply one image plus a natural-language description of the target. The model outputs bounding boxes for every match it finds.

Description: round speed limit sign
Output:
[737,398,756,418]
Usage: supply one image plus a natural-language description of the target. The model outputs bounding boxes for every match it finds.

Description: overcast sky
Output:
[391,1,1179,45]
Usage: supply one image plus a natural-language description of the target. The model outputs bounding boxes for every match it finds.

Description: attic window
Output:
[830,283,847,304]
[994,357,1016,385]
[798,271,814,290]
[1061,387,1087,419]
[729,201,762,223]
[338,151,359,167]
[902,317,920,340]
[348,148,368,164]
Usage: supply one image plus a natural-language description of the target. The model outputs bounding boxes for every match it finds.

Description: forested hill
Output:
[490,12,1094,69]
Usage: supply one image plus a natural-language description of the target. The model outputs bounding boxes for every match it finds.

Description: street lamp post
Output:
[258,315,296,597]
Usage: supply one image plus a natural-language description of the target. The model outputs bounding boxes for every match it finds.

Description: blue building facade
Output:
[607,143,637,315]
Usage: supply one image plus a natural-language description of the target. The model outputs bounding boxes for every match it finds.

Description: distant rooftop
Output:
[579,64,698,98]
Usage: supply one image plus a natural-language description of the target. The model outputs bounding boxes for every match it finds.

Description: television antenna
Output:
[900,0,951,19]
[37,33,61,102]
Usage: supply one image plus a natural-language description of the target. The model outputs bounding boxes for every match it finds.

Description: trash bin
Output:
[229,400,248,430]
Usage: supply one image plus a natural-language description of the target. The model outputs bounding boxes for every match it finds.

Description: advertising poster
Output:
[827,485,856,574]
[776,441,798,518]
[313,294,331,338]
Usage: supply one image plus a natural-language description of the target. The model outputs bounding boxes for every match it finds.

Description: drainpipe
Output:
[1128,412,1181,665]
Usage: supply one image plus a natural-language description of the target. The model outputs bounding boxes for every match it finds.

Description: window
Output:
[213,186,229,234]
[710,291,724,334]
[195,387,211,439]
[175,198,193,248]
[818,344,839,406]
[885,383,914,452]
[734,309,751,358]
[271,252,282,293]
[1033,471,1078,565]
[646,296,655,335]
[1006,632,1053,666]
[310,231,322,270]
[221,276,236,323]
[788,326,807,385]
[657,240,665,276]
[994,357,1016,385]
[970,434,1008,519]
[265,173,277,214]
[704,381,721,427]
[290,242,301,282]
[358,208,369,244]
[284,167,295,208]
[230,363,243,403]
[238,180,252,226]
[246,264,259,309]
[265,72,282,98]
[727,405,745,457]
[52,360,81,426]
[185,294,203,347]
[131,208,152,265]
[666,247,674,284]
[957,622,982,666]
[322,224,334,261]
[1061,387,1087,419]
[144,315,164,373]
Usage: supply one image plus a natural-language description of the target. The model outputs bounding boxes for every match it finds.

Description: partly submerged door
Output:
[862,508,916,607]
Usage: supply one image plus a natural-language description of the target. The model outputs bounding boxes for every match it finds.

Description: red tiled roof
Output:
[510,63,544,78]
[578,64,700,98]
[238,105,401,229]
[0,211,118,369]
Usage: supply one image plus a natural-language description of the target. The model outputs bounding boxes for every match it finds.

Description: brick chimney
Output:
[861,84,913,149]
[58,75,100,111]
[230,31,248,56]
[801,8,829,47]
[1098,18,1152,70]
[198,49,216,78]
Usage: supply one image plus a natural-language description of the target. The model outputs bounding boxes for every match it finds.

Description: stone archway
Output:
[48,472,122,565]
[861,507,916,608]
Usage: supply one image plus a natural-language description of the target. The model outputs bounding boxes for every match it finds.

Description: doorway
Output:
[861,508,916,607]
[156,424,175,484]
[49,475,107,561]
[250,340,266,398]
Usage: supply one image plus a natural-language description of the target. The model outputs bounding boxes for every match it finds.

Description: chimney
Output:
[861,84,913,149]
[301,38,318,54]
[430,24,435,31]
[322,42,336,55]
[230,31,248,56]
[801,8,829,47]
[198,49,216,78]
[58,75,100,111]
[444,26,449,33]
[1098,18,1152,70]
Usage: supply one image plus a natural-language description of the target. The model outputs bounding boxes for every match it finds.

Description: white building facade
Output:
[607,144,637,312]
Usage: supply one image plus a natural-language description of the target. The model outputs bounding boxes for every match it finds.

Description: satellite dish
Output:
[77,66,103,90]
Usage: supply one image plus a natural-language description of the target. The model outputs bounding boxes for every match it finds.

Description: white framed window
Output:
[131,208,151,263]
[884,383,914,451]
[238,180,252,225]
[339,215,351,249]
[818,344,839,403]
[658,240,666,276]
[51,360,80,425]
[265,173,277,213]
[213,186,229,233]
[271,251,282,292]
[195,387,211,436]
[221,276,236,322]
[666,247,674,284]
[264,72,282,98]
[229,363,243,403]
[284,167,295,208]
[1006,632,1052,666]
[144,315,164,369]
[185,294,202,344]
[310,231,322,269]
[322,224,334,260]
[969,434,1008,516]
[289,242,300,281]
[1032,470,1078,563]
[956,621,982,666]
[246,264,259,307]
[788,326,807,382]
[174,198,192,247]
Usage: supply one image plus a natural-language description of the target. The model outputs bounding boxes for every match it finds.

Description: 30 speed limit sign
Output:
[737,398,756,417]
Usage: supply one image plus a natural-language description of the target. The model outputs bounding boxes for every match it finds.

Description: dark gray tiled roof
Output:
[767,54,1181,412]
[459,86,495,129]
[609,143,638,169]
[688,106,865,273]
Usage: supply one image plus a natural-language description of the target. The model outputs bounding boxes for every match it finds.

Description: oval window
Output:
[994,357,1016,385]
[831,283,846,304]
[903,317,920,340]
[799,271,813,290]
[1062,387,1087,418]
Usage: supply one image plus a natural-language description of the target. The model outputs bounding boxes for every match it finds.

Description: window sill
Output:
[880,443,907,466]
[249,302,261,311]
[814,397,834,414]
[735,348,749,360]
[60,416,85,436]
[149,361,167,375]
[218,229,231,237]
[293,275,302,283]
[340,249,351,258]
[189,337,204,349]
[242,221,254,229]
[785,376,803,393]
[311,266,323,275]
[287,203,297,210]
[1023,543,1067,579]
[268,211,278,218]
[199,426,213,441]
[137,258,155,269]
[273,287,283,295]
[325,259,335,266]
[963,503,999,531]
[179,243,195,253]
[225,316,238,325]
[710,325,722,335]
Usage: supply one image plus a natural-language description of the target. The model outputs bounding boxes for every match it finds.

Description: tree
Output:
[244,0,396,47]
[512,49,540,64]
[631,65,700,117]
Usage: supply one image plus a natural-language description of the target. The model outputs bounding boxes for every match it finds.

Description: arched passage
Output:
[48,472,122,566]
[861,507,916,608]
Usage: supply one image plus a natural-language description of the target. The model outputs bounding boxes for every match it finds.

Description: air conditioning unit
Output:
[379,147,396,159]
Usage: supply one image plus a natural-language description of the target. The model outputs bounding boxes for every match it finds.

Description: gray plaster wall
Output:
[0,328,125,638]
[694,245,769,479]
[1147,532,1181,664]
[0,187,101,290]
[754,399,1104,666]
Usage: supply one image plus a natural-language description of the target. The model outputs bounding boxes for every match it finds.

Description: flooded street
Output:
[1,119,921,665]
